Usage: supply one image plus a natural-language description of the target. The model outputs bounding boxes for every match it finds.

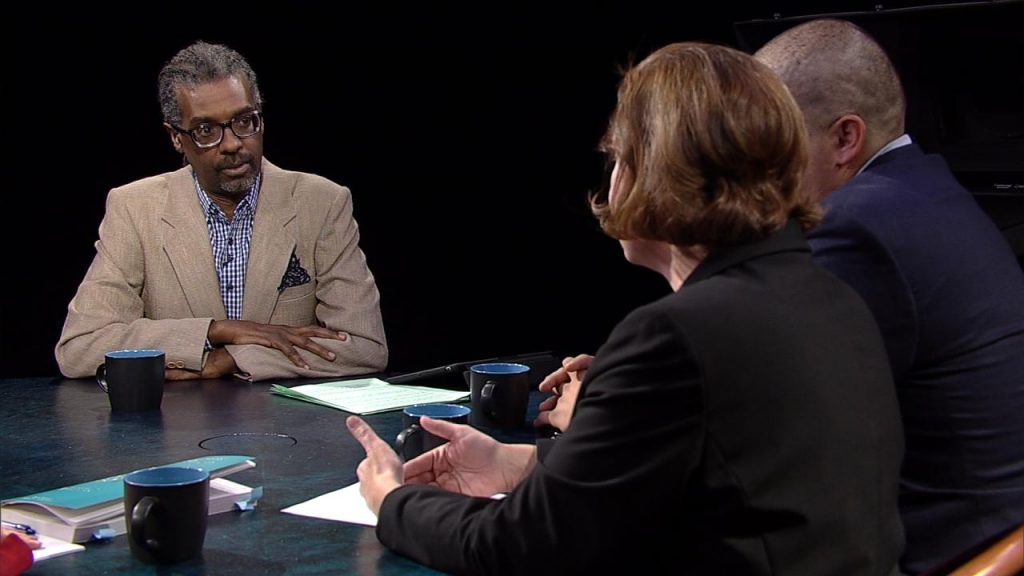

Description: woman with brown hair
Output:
[348,42,905,575]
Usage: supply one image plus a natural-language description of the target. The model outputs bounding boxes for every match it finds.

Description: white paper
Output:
[280,482,377,527]
[32,534,85,562]
[272,378,469,415]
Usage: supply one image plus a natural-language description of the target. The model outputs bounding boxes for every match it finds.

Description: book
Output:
[2,477,253,544]
[270,377,469,415]
[0,455,257,543]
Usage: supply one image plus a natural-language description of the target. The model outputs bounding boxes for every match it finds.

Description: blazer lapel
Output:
[161,167,227,319]
[242,161,297,323]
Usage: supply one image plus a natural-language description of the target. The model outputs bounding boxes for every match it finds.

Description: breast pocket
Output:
[272,283,317,325]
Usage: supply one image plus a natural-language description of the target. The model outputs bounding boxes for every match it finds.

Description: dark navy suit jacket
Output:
[808,143,1024,573]
[378,223,905,575]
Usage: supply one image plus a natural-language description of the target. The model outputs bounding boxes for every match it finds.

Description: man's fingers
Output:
[538,354,592,391]
[402,451,438,483]
[534,410,552,429]
[537,396,557,412]
[287,326,346,362]
[293,337,337,362]
[296,325,348,341]
[563,354,594,372]
[418,416,463,440]
[538,369,569,392]
[548,404,572,429]
[347,416,390,455]
[347,416,369,446]
[355,459,374,496]
[280,344,310,369]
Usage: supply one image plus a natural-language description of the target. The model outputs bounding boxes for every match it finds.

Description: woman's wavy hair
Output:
[592,42,819,247]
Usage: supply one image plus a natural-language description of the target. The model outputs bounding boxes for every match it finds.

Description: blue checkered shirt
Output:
[194,174,260,320]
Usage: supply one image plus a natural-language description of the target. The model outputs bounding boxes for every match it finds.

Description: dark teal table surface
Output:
[0,376,545,575]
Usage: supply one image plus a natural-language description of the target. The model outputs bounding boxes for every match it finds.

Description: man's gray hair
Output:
[158,41,263,125]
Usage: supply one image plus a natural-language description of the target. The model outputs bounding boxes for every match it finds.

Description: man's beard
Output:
[220,173,258,195]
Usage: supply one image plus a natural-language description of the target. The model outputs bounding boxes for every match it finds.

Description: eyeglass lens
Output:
[192,112,261,147]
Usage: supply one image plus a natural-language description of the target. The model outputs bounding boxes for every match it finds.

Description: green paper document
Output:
[270,378,469,415]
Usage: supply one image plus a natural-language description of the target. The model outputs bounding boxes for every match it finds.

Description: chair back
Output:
[924,523,1024,576]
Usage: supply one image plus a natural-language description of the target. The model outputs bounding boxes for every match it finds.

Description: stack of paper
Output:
[270,377,469,415]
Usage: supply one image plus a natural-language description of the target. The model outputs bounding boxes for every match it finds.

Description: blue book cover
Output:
[2,454,254,510]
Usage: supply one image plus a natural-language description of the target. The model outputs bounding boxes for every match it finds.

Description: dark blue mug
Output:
[468,362,530,430]
[395,403,471,460]
[124,466,209,564]
[96,349,165,412]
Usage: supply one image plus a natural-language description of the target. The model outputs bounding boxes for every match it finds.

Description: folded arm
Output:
[225,188,387,380]
[55,191,212,378]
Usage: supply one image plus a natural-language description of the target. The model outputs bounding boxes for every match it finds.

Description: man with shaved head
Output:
[756,18,1024,573]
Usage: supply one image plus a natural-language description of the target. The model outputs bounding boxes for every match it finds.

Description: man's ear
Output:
[163,122,185,155]
[828,114,868,169]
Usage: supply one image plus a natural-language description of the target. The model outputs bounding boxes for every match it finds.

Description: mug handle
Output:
[481,381,498,418]
[130,496,160,553]
[95,364,109,393]
[395,425,422,460]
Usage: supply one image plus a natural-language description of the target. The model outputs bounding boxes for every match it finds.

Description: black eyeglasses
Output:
[171,110,262,148]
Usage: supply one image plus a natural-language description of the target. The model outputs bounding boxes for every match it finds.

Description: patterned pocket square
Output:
[278,252,311,292]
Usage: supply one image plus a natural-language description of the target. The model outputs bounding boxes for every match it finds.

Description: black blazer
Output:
[378,222,905,575]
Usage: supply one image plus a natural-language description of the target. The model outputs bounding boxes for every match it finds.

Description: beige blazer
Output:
[56,159,387,381]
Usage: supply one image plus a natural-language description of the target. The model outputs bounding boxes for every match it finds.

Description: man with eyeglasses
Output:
[56,41,387,382]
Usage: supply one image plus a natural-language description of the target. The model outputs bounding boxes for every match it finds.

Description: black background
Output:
[4,1,1022,377]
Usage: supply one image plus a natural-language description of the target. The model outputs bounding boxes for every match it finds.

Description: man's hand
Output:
[534,354,592,432]
[347,416,403,515]
[403,416,536,497]
[165,347,238,380]
[209,319,347,369]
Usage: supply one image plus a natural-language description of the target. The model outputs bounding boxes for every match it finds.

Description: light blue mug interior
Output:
[106,349,164,359]
[125,466,209,487]
[470,362,530,375]
[404,403,472,419]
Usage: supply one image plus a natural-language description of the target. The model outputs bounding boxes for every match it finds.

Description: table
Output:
[0,376,545,575]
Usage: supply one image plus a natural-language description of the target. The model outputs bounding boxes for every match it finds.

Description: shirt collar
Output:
[857,134,912,176]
